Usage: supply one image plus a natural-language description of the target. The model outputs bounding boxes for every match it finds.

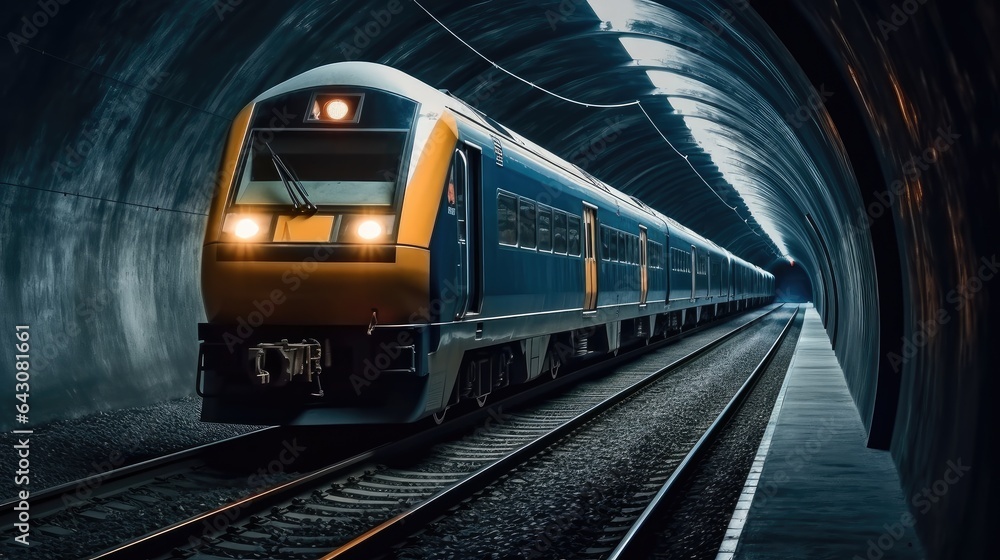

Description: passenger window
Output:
[519,198,536,249]
[553,211,568,254]
[537,205,552,252]
[498,193,517,246]
[610,229,618,261]
[568,216,581,256]
[617,232,625,263]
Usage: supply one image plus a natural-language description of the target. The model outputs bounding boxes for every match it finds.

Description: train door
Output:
[664,233,670,302]
[639,226,648,305]
[707,254,712,297]
[690,245,697,302]
[727,256,733,300]
[453,145,483,319]
[583,204,598,312]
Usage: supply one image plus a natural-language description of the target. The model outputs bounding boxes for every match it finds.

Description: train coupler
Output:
[248,338,323,394]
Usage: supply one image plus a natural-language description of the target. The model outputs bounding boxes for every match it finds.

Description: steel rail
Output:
[606,304,800,559]
[0,427,274,523]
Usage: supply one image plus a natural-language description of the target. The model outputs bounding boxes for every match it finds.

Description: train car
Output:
[196,62,774,425]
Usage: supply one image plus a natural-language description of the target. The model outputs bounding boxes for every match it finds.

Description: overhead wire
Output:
[0,180,207,217]
[1,44,228,216]
[411,0,782,257]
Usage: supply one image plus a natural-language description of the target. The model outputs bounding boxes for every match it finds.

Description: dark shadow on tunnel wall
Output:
[751,0,905,452]
[752,1,999,559]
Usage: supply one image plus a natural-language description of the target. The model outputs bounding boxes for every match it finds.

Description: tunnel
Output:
[1,1,996,558]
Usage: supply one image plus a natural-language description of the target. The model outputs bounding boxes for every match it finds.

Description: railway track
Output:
[83,304,785,560]
[0,420,423,559]
[606,305,799,559]
[0,427,273,523]
[384,305,800,559]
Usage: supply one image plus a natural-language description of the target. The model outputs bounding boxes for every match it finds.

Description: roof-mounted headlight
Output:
[307,93,364,123]
[324,99,350,120]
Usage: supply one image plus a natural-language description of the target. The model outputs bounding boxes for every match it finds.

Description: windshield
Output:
[234,130,407,207]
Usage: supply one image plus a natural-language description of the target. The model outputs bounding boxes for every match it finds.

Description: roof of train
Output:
[254,62,771,277]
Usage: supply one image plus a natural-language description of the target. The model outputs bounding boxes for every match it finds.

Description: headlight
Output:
[222,214,270,242]
[234,218,260,239]
[324,99,350,120]
[307,93,364,123]
[334,215,394,243]
[357,220,382,240]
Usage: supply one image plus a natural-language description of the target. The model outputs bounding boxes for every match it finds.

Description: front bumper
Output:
[197,323,431,425]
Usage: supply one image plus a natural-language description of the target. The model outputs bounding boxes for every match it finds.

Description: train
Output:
[196,62,774,425]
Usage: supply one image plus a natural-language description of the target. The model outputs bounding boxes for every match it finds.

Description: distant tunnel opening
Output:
[772,261,813,303]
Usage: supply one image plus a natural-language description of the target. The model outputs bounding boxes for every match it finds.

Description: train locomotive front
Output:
[198,64,466,424]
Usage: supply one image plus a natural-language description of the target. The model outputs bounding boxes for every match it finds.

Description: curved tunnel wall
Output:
[756,2,998,558]
[1,2,996,557]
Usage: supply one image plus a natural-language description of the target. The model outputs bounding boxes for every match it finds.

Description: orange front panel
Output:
[201,245,430,326]
[397,112,459,248]
[272,215,335,242]
[204,103,255,245]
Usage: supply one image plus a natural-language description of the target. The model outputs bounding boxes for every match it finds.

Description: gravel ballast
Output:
[0,396,262,501]
[391,307,797,559]
[648,310,804,558]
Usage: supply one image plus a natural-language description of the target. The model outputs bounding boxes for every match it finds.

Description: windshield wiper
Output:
[264,142,317,214]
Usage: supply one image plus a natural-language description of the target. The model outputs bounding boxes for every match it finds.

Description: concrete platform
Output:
[718,305,925,560]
